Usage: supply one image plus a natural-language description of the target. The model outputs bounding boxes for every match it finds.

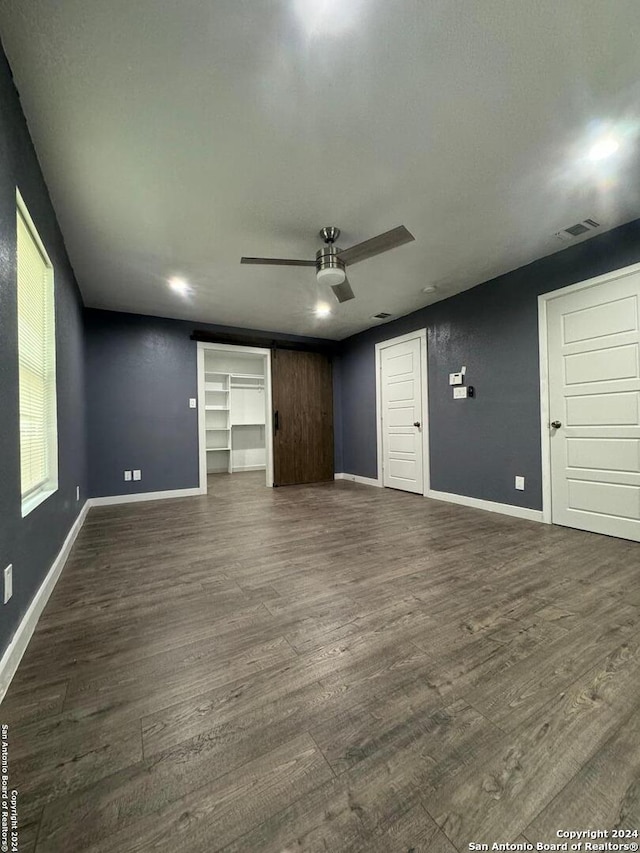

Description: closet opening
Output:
[197,342,273,491]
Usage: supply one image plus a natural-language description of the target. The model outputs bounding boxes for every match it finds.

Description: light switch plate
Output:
[133,470,141,481]
[515,476,525,491]
[449,372,464,385]
[124,470,132,481]
[189,398,197,408]
[4,565,12,604]
[76,485,80,501]
[453,386,468,399]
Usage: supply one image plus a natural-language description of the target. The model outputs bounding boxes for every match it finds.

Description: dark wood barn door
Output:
[272,349,334,486]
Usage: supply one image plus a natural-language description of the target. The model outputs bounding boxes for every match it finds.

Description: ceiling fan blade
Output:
[241,256,316,267]
[337,225,414,266]
[330,277,355,303]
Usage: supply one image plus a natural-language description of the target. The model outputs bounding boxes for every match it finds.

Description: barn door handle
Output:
[550,420,562,429]
[274,410,279,432]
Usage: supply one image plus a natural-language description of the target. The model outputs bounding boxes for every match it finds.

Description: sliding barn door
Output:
[272,349,334,485]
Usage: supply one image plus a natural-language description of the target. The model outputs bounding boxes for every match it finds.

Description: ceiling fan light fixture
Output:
[316,265,346,287]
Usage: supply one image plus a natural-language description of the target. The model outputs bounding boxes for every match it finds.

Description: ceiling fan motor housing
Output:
[316,243,346,286]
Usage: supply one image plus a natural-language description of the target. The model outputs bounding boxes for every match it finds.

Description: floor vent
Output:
[555,219,600,241]
[371,312,392,320]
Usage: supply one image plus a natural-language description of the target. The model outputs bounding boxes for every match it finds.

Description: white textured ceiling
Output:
[1,1,640,340]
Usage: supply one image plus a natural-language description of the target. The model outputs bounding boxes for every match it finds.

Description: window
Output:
[16,190,57,516]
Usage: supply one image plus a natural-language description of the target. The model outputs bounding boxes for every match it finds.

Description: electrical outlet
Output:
[4,565,12,604]
[515,476,525,490]
[76,485,80,501]
[133,469,141,481]
[189,398,197,409]
[124,470,132,482]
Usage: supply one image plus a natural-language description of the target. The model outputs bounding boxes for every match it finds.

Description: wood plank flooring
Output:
[3,471,640,852]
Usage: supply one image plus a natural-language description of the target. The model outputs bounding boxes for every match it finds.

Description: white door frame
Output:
[538,260,640,524]
[197,342,274,491]
[375,329,430,494]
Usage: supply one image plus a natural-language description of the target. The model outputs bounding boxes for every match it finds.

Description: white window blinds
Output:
[16,193,58,514]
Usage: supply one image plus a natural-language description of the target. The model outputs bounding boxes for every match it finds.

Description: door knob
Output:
[413,421,421,428]
[550,420,562,429]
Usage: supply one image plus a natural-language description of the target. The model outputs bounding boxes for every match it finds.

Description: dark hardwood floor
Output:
[3,472,640,852]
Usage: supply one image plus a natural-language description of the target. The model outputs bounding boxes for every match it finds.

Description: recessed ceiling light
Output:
[422,285,438,294]
[315,303,331,318]
[294,0,362,37]
[587,136,620,161]
[168,276,190,296]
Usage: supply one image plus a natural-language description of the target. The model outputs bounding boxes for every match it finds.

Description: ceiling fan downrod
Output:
[320,226,340,244]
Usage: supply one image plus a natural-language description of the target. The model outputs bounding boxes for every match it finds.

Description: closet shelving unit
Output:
[204,372,232,470]
[203,364,266,474]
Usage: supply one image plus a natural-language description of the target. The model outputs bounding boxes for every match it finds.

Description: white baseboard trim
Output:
[90,487,203,507]
[334,473,382,488]
[0,501,90,703]
[426,489,544,523]
[231,465,267,473]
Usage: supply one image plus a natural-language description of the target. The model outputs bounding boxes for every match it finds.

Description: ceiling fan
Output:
[241,225,415,303]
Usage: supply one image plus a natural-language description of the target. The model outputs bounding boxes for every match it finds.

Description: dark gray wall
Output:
[85,308,337,497]
[338,219,640,510]
[0,46,87,656]
[332,354,343,474]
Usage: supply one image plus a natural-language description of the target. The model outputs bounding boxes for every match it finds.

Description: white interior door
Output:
[547,270,640,541]
[380,336,424,493]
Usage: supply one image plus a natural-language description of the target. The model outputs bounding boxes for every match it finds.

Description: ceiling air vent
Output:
[565,223,590,237]
[372,312,392,320]
[555,219,600,242]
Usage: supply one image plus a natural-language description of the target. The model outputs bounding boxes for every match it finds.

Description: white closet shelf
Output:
[206,427,230,431]
[230,373,264,380]
[205,405,230,411]
[207,446,231,452]
[231,421,265,427]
